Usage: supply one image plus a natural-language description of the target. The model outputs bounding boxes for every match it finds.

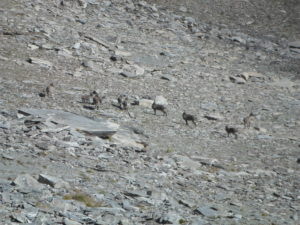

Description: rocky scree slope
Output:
[0,0,299,224]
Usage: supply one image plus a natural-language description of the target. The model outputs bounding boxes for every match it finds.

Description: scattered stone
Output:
[179,6,187,12]
[35,142,49,151]
[111,132,145,151]
[189,218,209,225]
[12,174,44,191]
[1,154,14,160]
[134,65,145,76]
[0,121,10,129]
[139,99,154,108]
[11,213,28,223]
[178,199,194,208]
[119,71,139,78]
[154,211,182,224]
[230,36,247,44]
[63,218,82,225]
[0,1,298,224]
[110,55,120,61]
[289,41,300,53]
[229,76,246,84]
[154,96,168,105]
[161,74,177,81]
[241,71,265,80]
[254,126,267,133]
[38,174,70,188]
[204,113,223,121]
[82,60,94,68]
[18,108,119,138]
[257,134,272,139]
[114,50,132,57]
[194,206,219,218]
[27,57,53,68]
[289,41,300,48]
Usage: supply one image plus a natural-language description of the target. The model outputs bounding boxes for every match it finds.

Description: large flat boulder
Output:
[18,108,119,137]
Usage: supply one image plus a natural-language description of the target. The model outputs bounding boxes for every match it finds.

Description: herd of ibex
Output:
[40,83,256,139]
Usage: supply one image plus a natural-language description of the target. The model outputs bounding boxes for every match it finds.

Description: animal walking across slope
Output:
[225,125,238,139]
[182,112,197,126]
[152,102,167,116]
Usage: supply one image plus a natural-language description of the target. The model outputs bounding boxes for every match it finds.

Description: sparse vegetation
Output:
[63,192,103,207]
[0,0,299,224]
[179,218,188,224]
[166,146,174,153]
[79,172,91,182]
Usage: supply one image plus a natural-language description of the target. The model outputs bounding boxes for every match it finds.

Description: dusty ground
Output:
[0,0,299,224]
[149,0,300,41]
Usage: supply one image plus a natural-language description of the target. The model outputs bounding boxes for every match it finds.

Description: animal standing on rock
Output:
[225,126,238,139]
[243,112,255,128]
[182,112,197,126]
[152,102,167,116]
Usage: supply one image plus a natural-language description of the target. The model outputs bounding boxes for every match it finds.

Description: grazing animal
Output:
[118,95,128,110]
[152,102,167,116]
[182,112,197,126]
[81,91,99,104]
[40,83,54,97]
[91,90,98,96]
[243,112,255,128]
[92,94,102,110]
[45,83,54,97]
[81,94,92,103]
[122,97,128,110]
[225,126,238,139]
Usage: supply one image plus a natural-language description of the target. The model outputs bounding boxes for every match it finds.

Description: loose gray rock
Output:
[120,71,139,78]
[154,96,168,105]
[161,74,177,82]
[229,76,246,84]
[38,174,70,188]
[289,41,300,49]
[0,121,10,129]
[18,108,119,138]
[12,174,44,191]
[82,60,94,68]
[189,218,209,225]
[27,57,53,68]
[154,211,182,224]
[194,206,219,218]
[139,99,154,108]
[204,113,223,121]
[63,218,82,225]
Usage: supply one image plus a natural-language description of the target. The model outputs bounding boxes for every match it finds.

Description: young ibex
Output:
[243,112,255,128]
[182,112,197,126]
[152,102,167,116]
